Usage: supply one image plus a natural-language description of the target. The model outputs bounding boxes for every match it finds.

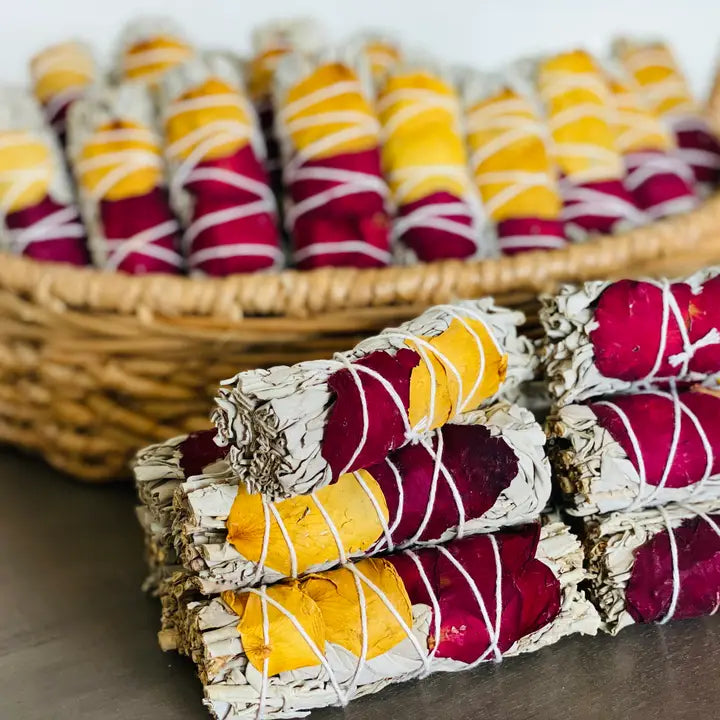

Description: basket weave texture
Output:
[5,89,720,480]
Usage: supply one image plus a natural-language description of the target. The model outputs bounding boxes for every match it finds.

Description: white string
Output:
[267,502,299,579]
[123,45,192,77]
[252,498,273,585]
[256,587,270,720]
[657,505,681,625]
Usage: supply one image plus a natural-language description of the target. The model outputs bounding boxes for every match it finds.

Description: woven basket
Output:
[5,86,720,481]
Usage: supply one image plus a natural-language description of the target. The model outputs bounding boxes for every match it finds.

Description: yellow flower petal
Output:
[226,470,388,576]
[406,317,507,431]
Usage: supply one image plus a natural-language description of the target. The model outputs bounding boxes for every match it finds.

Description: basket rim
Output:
[3,191,720,319]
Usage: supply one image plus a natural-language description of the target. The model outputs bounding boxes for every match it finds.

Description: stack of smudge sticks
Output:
[135,298,600,720]
[543,267,720,634]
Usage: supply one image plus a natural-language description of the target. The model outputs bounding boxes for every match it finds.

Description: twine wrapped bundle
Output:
[549,387,720,515]
[159,54,283,275]
[135,402,551,594]
[29,40,96,145]
[614,38,720,187]
[584,501,720,634]
[540,267,720,405]
[67,82,183,273]
[464,74,566,254]
[376,63,486,262]
[214,299,535,498]
[114,16,194,86]
[274,52,393,269]
[608,76,698,219]
[0,88,87,264]
[163,523,599,719]
[536,50,645,240]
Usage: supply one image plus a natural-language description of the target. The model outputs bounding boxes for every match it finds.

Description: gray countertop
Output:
[1,450,717,720]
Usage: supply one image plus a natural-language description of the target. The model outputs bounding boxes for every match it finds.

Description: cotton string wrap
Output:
[537,50,645,239]
[29,41,95,144]
[70,84,182,273]
[275,60,392,269]
[161,60,282,275]
[0,91,87,264]
[614,39,720,186]
[609,77,698,219]
[376,68,484,262]
[592,385,717,510]
[117,17,194,85]
[465,84,566,254]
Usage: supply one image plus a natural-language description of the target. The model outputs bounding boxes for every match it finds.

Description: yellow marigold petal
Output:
[282,62,378,158]
[609,77,671,153]
[78,119,162,200]
[31,42,94,104]
[301,558,412,660]
[123,36,194,84]
[467,87,561,221]
[226,471,387,576]
[225,583,325,676]
[378,71,467,203]
[165,77,250,162]
[538,50,622,182]
[406,317,507,431]
[0,131,52,212]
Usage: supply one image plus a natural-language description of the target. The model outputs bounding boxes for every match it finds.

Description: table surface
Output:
[2,449,718,720]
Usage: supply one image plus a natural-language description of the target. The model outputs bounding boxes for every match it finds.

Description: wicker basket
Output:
[6,78,720,481]
[4,197,720,481]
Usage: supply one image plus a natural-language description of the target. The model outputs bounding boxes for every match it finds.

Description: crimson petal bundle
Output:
[213,299,535,499]
[375,61,486,262]
[29,40,96,145]
[540,268,720,405]
[68,82,183,273]
[614,38,720,188]
[535,50,645,240]
[0,88,87,264]
[608,75,698,220]
[585,501,720,634]
[464,73,567,254]
[135,403,551,594]
[166,523,599,719]
[273,51,392,269]
[549,387,720,515]
[159,55,283,275]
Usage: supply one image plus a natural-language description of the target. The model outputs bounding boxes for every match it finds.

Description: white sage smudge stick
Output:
[213,299,536,499]
[584,500,720,635]
[135,403,551,595]
[161,523,599,720]
[540,267,720,405]
[547,389,720,516]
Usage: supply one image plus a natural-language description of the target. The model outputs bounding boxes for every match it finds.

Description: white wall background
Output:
[3,0,720,97]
